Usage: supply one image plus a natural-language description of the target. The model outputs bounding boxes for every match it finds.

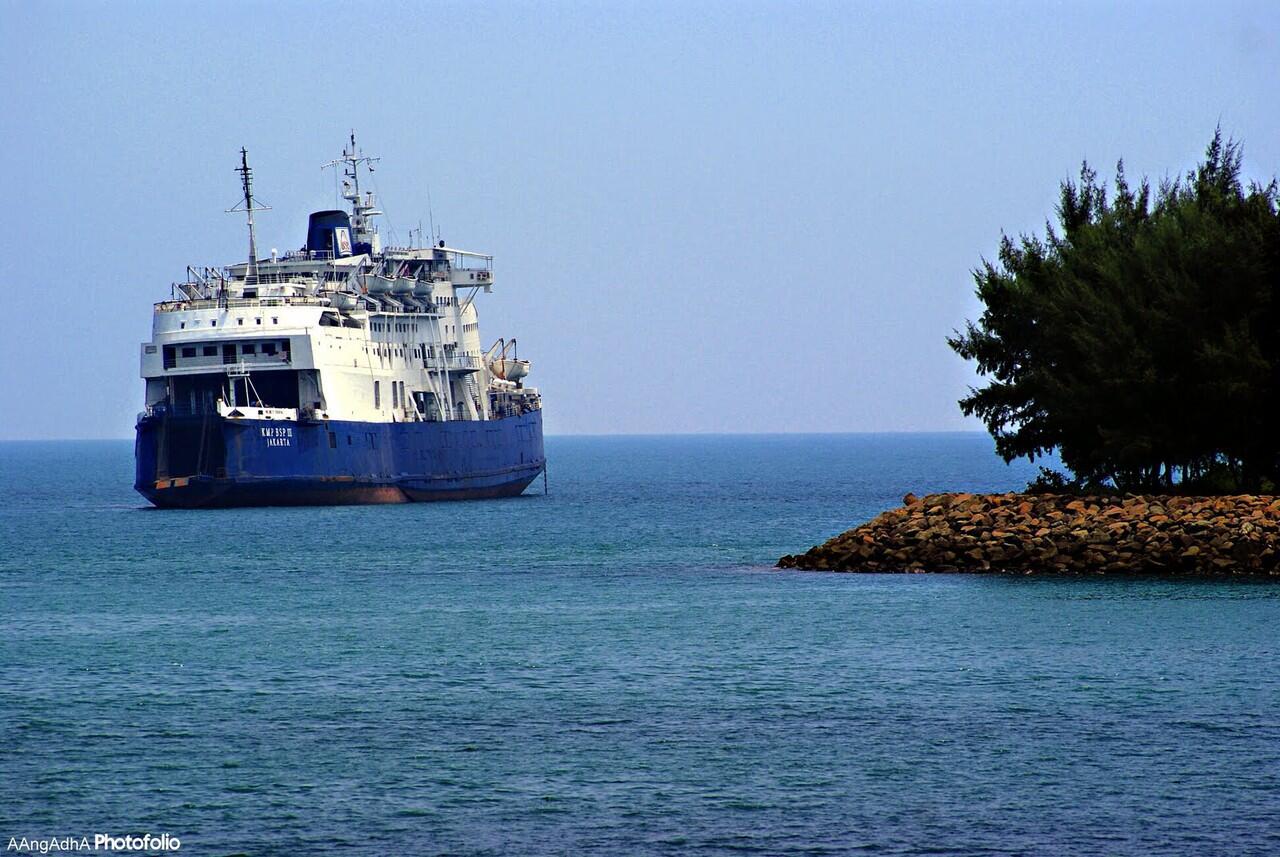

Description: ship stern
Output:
[134,409,230,508]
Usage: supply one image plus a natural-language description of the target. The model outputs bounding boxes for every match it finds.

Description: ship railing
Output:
[442,354,477,371]
[378,247,493,272]
[422,354,477,372]
[155,296,330,312]
[244,272,319,286]
[446,249,493,269]
[488,398,541,419]
[490,404,526,419]
[221,353,289,370]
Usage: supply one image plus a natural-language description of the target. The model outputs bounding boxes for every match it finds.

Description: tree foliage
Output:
[950,131,1280,493]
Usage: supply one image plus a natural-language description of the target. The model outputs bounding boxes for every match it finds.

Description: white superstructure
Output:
[139,136,539,429]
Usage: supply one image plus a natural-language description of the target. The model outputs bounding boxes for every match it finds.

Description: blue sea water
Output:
[1,434,1278,856]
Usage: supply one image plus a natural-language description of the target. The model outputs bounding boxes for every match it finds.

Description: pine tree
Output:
[949,130,1280,493]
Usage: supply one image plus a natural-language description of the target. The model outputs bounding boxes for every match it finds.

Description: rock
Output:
[778,492,1280,577]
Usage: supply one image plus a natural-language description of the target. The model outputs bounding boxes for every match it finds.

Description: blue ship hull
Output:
[135,410,545,508]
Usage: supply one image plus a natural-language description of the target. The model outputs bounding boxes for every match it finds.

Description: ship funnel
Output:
[306,210,355,257]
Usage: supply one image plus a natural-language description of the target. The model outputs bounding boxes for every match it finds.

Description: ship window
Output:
[272,317,278,324]
[328,431,337,449]
[202,346,217,357]
[263,343,277,355]
[242,344,256,355]
[179,322,185,329]
[181,346,196,358]
[256,318,262,325]
[163,346,176,368]
[145,345,157,354]
[374,380,380,408]
[347,434,352,445]
[392,383,399,408]
[237,318,244,326]
[210,320,217,327]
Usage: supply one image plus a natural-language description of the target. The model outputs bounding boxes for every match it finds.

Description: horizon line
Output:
[0,428,991,443]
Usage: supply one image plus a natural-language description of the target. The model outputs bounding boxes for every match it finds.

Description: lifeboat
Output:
[488,358,530,382]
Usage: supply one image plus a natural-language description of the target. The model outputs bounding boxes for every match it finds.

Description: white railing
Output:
[155,296,329,312]
[443,354,477,370]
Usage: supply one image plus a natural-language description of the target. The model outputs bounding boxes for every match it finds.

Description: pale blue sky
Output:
[1,0,1277,439]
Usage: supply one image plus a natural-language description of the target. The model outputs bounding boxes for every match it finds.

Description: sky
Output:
[1,0,1277,439]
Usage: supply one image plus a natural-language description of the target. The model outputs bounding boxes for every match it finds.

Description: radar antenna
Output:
[227,148,271,284]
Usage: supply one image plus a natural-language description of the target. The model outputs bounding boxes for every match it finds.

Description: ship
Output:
[134,135,546,507]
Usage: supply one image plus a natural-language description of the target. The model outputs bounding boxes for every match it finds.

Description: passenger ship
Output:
[135,136,545,507]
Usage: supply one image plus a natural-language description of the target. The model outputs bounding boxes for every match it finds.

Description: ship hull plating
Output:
[135,410,545,508]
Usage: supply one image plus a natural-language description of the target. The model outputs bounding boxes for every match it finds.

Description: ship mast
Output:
[228,148,270,283]
[322,131,382,247]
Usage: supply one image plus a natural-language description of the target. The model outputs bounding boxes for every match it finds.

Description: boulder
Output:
[778,493,1280,577]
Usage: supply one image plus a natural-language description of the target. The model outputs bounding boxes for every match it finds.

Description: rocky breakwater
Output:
[778,493,1280,576]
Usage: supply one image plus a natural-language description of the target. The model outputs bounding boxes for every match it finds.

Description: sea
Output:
[2,434,1278,856]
